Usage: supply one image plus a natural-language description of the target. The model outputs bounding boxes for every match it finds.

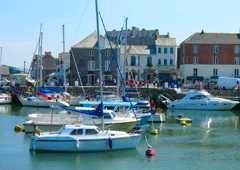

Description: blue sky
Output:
[0,0,240,68]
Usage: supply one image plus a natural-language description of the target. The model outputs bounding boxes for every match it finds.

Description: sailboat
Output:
[0,47,12,104]
[19,26,69,108]
[30,0,141,152]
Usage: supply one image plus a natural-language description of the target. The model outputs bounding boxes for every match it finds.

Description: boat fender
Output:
[76,140,80,149]
[108,137,112,149]
[14,124,24,132]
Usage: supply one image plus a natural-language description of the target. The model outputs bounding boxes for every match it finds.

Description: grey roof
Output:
[72,31,117,49]
[182,32,240,44]
[72,32,106,48]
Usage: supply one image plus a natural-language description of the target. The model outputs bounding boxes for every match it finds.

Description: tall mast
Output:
[95,0,104,130]
[122,17,128,97]
[39,24,43,87]
[0,46,2,81]
[62,24,67,91]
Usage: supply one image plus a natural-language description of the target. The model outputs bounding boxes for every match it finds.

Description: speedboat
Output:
[30,124,141,152]
[167,90,239,110]
[0,93,12,104]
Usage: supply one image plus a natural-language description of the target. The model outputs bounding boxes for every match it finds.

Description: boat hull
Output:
[19,97,69,108]
[30,135,141,152]
[23,120,138,133]
[168,102,237,111]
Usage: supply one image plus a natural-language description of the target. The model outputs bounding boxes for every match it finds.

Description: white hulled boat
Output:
[30,124,141,152]
[19,95,69,108]
[29,0,142,152]
[167,90,239,110]
[0,93,12,104]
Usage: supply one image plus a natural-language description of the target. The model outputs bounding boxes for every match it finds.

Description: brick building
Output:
[179,31,240,82]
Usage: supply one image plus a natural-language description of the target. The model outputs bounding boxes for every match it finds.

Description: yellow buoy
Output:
[34,127,41,135]
[14,124,24,132]
[150,128,159,135]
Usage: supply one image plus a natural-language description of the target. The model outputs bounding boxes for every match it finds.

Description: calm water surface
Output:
[0,105,240,170]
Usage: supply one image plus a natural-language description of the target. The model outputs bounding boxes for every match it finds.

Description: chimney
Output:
[200,29,204,35]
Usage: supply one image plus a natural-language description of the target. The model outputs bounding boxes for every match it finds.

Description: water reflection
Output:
[167,109,240,129]
[0,104,12,114]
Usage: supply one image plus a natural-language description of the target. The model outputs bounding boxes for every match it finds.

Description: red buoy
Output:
[145,147,156,157]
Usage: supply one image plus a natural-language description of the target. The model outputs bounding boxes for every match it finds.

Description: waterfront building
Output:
[108,27,177,82]
[179,31,240,82]
[151,34,177,81]
[31,51,58,81]
[69,32,118,86]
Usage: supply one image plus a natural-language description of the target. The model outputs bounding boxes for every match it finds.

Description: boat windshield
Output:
[190,95,208,100]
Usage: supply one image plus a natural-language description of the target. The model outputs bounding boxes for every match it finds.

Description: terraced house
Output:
[179,31,240,82]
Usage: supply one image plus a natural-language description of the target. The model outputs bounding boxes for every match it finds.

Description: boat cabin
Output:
[58,125,100,136]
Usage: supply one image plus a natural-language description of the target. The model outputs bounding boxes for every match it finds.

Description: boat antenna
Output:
[95,0,104,130]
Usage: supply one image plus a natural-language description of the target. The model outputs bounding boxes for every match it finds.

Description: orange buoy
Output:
[145,147,156,157]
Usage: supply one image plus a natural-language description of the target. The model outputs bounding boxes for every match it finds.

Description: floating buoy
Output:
[14,124,24,132]
[34,127,41,135]
[145,147,156,157]
[150,128,159,135]
[176,115,192,126]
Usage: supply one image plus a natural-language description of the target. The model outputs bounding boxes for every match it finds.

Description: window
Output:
[170,47,174,54]
[234,69,239,77]
[234,45,240,54]
[164,59,167,65]
[147,56,152,67]
[213,55,219,64]
[70,129,83,135]
[105,50,111,56]
[213,45,220,54]
[190,95,207,100]
[105,60,110,71]
[158,48,162,54]
[234,57,240,65]
[88,60,95,71]
[89,50,94,56]
[86,129,98,135]
[193,68,198,76]
[193,56,199,64]
[131,56,137,66]
[164,48,168,54]
[158,59,161,65]
[213,68,218,76]
[170,59,173,65]
[193,45,198,54]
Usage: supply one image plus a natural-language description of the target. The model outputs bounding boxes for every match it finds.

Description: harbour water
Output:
[1,105,240,170]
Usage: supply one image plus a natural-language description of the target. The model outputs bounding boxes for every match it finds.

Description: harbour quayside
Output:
[30,0,142,152]
[166,90,239,110]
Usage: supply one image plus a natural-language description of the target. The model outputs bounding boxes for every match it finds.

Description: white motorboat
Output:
[19,96,69,108]
[0,93,12,104]
[167,90,239,110]
[30,124,141,152]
